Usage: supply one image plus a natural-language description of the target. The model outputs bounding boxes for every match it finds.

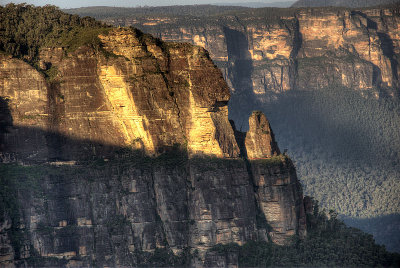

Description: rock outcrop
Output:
[63,4,400,254]
[0,27,307,266]
[245,111,280,159]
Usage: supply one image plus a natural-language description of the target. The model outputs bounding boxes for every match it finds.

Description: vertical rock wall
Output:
[119,6,400,95]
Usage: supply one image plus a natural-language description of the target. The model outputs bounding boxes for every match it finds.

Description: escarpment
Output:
[110,6,400,97]
[1,28,239,160]
[0,27,307,267]
[291,0,400,8]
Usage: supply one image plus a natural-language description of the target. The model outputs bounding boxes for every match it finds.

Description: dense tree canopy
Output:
[0,4,109,64]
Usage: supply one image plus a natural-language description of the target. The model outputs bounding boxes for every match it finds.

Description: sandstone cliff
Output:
[109,6,399,98]
[0,28,239,160]
[0,27,307,266]
[291,0,400,8]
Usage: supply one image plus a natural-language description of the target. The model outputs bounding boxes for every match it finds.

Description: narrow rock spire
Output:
[245,111,280,159]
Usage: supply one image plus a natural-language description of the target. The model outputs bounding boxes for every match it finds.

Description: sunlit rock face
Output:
[98,28,240,158]
[0,28,239,160]
[0,28,307,267]
[119,6,399,95]
[245,111,280,159]
[297,9,397,88]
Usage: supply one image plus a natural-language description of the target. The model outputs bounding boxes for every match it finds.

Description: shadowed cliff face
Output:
[0,28,307,266]
[223,26,254,94]
[0,143,305,266]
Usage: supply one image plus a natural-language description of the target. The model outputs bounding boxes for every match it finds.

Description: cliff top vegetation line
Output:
[0,4,110,65]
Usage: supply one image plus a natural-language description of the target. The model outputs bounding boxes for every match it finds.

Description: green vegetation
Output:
[250,155,288,167]
[54,27,111,53]
[189,155,246,172]
[104,143,189,170]
[264,86,400,217]
[344,214,400,255]
[0,4,110,64]
[209,202,400,267]
[43,65,59,82]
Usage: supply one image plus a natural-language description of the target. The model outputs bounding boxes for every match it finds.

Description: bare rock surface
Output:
[245,111,280,159]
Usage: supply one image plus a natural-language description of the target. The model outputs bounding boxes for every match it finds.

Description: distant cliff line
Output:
[82,5,399,99]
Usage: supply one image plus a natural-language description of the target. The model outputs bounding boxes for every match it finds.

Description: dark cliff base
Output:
[1,123,399,267]
[0,118,303,266]
[1,133,399,267]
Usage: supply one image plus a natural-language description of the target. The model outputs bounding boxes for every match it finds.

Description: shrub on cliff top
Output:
[0,4,110,63]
